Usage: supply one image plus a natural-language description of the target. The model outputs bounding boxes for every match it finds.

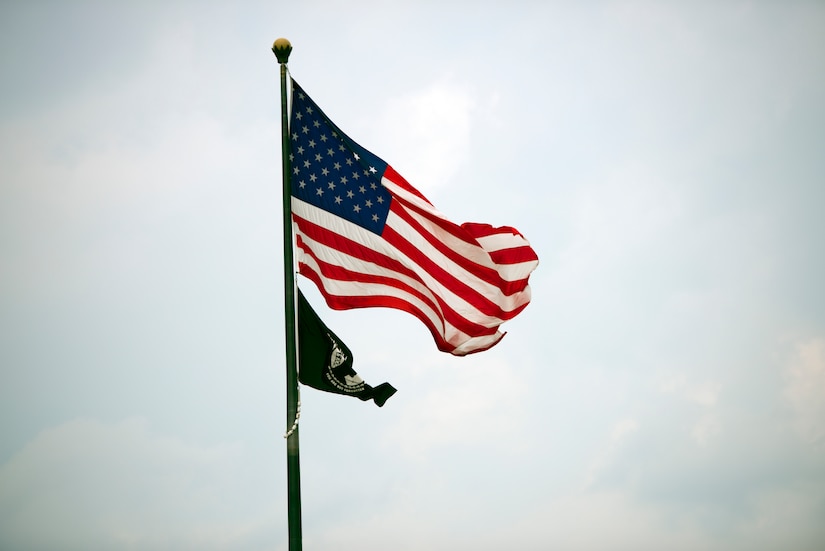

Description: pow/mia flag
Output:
[297,289,397,407]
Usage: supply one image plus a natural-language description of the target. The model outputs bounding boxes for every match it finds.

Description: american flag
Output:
[289,79,538,356]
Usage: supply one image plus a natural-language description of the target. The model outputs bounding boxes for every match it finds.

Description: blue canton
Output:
[289,81,392,235]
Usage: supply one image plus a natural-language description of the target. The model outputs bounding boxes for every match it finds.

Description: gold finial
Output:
[272,38,292,64]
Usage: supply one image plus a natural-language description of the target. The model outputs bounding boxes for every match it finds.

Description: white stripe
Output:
[382,177,443,215]
[295,220,443,318]
[293,196,496,322]
[385,178,538,284]
[297,243,499,350]
[293,197,526,323]
[452,332,504,355]
[496,260,540,283]
[475,232,533,252]
[396,205,537,292]
[294,216,509,331]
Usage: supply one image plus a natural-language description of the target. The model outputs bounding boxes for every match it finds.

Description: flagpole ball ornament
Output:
[272,38,292,63]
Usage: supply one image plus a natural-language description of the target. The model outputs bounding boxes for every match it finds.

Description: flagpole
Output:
[272,37,302,551]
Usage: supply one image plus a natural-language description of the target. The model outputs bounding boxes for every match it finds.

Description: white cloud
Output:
[584,418,639,489]
[372,79,475,193]
[489,490,708,551]
[731,484,825,550]
[658,373,722,408]
[309,487,787,551]
[484,486,825,551]
[547,158,687,307]
[691,412,722,447]
[783,337,825,447]
[0,418,280,551]
[657,373,723,447]
[382,355,529,461]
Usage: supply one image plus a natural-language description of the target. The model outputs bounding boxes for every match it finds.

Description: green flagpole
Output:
[272,38,302,551]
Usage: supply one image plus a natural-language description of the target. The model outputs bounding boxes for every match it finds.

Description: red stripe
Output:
[461,222,526,239]
[460,223,539,265]
[298,264,454,353]
[382,218,528,319]
[294,211,526,320]
[488,245,541,266]
[294,215,418,281]
[294,232,439,314]
[382,224,516,319]
[296,239,501,339]
[298,253,500,353]
[386,179,478,245]
[294,223,504,337]
[389,203,532,296]
[384,165,432,204]
[385,174,537,278]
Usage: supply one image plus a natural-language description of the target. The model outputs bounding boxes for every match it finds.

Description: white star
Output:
[334,196,342,204]
[316,188,324,196]
[353,204,361,213]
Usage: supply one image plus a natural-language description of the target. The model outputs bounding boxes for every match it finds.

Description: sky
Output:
[1,1,824,549]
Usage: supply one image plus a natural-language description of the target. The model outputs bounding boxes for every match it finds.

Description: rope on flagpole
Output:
[284,391,301,438]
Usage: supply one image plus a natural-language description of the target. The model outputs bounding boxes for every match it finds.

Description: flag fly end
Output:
[362,383,397,407]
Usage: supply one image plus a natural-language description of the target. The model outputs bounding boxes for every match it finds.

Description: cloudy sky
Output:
[1,1,824,549]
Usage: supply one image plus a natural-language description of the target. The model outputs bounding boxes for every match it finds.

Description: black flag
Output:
[297,289,397,407]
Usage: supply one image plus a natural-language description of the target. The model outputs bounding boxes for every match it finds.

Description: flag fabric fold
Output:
[298,289,396,407]
[289,79,539,356]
